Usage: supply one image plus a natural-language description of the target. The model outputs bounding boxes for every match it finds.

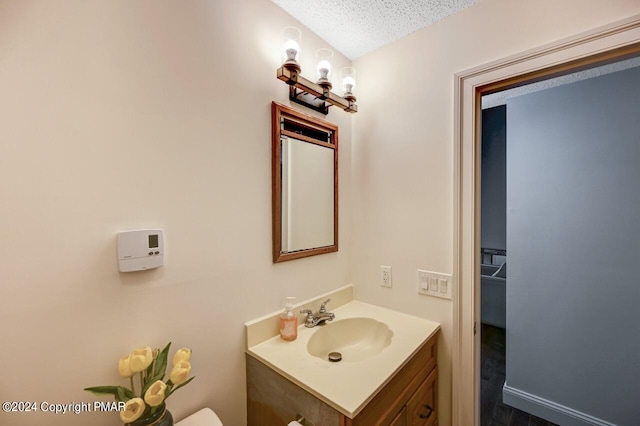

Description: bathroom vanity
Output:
[245,286,440,425]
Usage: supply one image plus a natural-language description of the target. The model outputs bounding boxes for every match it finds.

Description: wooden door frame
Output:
[452,14,640,426]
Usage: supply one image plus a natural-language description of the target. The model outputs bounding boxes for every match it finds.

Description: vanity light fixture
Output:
[277,27,357,115]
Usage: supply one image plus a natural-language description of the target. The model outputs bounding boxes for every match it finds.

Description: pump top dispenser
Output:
[279,296,298,341]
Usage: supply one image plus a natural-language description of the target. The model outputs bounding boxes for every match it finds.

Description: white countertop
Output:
[246,300,440,418]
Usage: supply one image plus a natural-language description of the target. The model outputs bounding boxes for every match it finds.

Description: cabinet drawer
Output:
[405,367,437,426]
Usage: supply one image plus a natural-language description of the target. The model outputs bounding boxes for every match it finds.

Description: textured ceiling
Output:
[271,0,480,59]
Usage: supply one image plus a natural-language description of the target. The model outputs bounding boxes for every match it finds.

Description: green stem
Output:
[164,381,174,399]
[139,372,144,395]
[130,376,135,396]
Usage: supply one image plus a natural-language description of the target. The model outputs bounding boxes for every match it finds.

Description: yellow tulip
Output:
[169,361,191,385]
[144,380,167,407]
[129,346,153,373]
[172,348,192,366]
[118,354,134,378]
[119,397,145,423]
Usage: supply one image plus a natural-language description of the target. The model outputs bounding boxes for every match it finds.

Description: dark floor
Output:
[481,324,558,426]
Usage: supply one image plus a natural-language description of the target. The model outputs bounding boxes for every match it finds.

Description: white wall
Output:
[0,1,352,425]
[351,1,640,425]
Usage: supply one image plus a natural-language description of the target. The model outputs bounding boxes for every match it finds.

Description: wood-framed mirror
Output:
[272,102,338,263]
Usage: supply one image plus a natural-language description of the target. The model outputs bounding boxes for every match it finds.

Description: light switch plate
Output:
[417,269,452,300]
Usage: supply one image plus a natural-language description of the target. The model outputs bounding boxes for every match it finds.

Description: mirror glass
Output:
[272,102,338,262]
[281,137,334,251]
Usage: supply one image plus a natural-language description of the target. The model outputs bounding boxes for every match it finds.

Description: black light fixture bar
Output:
[289,87,330,115]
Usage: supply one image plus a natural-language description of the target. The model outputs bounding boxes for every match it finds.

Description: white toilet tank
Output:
[175,408,223,426]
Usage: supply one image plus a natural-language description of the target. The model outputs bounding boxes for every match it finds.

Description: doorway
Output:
[477,56,640,426]
[452,15,640,426]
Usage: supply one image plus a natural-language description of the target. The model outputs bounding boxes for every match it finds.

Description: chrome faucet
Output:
[300,298,335,328]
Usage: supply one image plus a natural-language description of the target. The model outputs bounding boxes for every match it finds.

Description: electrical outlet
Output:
[417,269,452,299]
[380,266,392,288]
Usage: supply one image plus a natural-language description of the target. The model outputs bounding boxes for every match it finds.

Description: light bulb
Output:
[317,60,332,79]
[315,49,333,85]
[343,76,355,92]
[281,26,301,71]
[340,67,356,99]
[283,39,299,61]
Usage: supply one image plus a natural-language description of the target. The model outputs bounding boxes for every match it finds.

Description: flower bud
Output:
[118,354,134,378]
[119,397,145,423]
[172,348,192,366]
[144,380,167,407]
[129,346,153,373]
[169,361,191,385]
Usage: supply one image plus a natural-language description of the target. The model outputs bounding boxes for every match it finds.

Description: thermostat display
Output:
[118,229,164,272]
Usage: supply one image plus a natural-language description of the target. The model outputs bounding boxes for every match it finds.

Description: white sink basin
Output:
[307,317,393,362]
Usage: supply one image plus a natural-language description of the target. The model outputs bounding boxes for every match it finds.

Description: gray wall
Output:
[504,66,640,425]
[481,105,507,252]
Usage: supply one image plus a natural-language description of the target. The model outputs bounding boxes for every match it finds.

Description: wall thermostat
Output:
[117,229,164,272]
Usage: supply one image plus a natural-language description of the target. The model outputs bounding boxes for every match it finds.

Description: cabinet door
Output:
[389,406,407,426]
[405,367,437,426]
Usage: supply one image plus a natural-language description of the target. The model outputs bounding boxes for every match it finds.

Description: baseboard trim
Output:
[502,383,616,426]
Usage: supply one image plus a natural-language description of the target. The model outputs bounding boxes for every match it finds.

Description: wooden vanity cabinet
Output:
[342,335,437,426]
[247,333,438,426]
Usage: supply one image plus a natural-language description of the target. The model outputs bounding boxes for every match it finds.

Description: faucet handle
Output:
[319,298,331,313]
[300,309,315,327]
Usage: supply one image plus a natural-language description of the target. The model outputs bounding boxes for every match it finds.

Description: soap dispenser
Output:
[280,297,298,341]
